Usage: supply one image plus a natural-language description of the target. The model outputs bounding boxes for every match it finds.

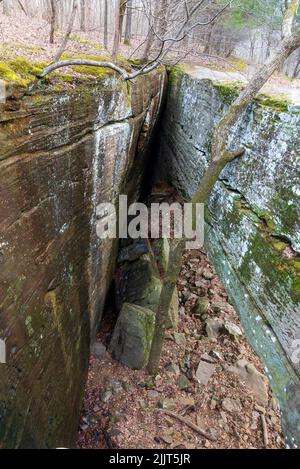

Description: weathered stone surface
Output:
[110,303,155,370]
[157,66,300,447]
[196,360,216,386]
[116,252,162,311]
[158,398,176,410]
[176,373,191,390]
[0,69,165,448]
[205,318,224,340]
[118,239,150,263]
[116,239,178,330]
[222,397,243,413]
[227,359,269,407]
[194,296,210,316]
[90,341,106,359]
[173,332,186,348]
[224,321,243,339]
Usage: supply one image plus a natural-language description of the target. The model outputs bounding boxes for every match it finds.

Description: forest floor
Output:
[1,11,300,105]
[77,186,284,450]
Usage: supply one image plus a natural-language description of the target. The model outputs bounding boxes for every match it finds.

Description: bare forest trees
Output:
[112,0,128,57]
[49,0,57,44]
[147,0,300,374]
[54,0,78,62]
[79,0,86,31]
[112,0,122,60]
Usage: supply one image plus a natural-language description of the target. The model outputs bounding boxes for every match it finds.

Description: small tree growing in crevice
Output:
[148,0,300,374]
[34,0,300,374]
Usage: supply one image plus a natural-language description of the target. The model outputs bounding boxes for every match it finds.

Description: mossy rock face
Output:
[0,52,135,97]
[0,64,165,447]
[156,68,300,447]
[110,303,155,369]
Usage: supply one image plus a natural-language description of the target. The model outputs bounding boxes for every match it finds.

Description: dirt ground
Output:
[77,186,284,450]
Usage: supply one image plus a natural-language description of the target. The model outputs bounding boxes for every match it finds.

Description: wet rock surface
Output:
[156,67,300,447]
[0,70,166,448]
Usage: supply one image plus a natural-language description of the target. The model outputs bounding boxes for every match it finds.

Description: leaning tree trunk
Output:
[147,28,300,375]
[54,0,78,63]
[147,239,185,375]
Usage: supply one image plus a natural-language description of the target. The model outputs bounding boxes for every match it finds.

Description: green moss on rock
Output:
[213,81,242,105]
[255,94,290,113]
[0,57,43,86]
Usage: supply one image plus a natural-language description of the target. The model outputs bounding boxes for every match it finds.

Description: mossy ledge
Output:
[0,53,134,94]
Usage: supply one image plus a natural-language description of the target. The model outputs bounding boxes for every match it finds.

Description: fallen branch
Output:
[261,414,269,448]
[157,409,217,441]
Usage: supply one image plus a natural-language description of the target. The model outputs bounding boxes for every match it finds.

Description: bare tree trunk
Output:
[17,0,27,15]
[143,27,156,61]
[152,0,169,51]
[143,0,170,60]
[119,0,127,40]
[124,0,132,45]
[147,239,185,375]
[147,29,300,375]
[79,0,86,32]
[54,0,78,63]
[49,0,56,44]
[103,0,108,50]
[112,0,121,60]
[143,0,159,60]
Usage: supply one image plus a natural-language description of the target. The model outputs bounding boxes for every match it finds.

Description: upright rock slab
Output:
[110,303,155,369]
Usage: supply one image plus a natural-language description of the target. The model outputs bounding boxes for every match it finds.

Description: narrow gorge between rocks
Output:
[0,64,299,450]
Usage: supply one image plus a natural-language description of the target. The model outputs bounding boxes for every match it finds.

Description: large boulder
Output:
[115,239,179,332]
[110,303,155,369]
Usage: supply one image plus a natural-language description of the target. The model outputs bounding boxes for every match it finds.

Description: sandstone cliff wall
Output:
[0,70,165,448]
[157,67,300,447]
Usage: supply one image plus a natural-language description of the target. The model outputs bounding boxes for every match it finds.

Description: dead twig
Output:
[157,409,217,441]
[261,414,269,448]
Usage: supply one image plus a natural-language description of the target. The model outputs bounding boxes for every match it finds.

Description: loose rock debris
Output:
[78,248,284,449]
